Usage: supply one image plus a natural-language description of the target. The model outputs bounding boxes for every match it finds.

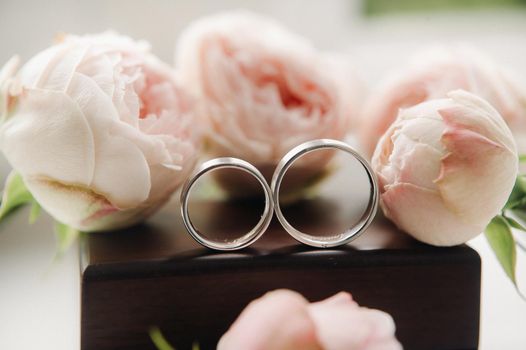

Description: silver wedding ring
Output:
[180,157,274,250]
[181,139,379,250]
[271,139,379,248]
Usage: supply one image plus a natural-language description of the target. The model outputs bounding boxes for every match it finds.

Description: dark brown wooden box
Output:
[80,198,481,350]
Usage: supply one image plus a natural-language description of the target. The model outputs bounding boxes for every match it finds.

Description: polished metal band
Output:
[270,139,379,248]
[180,157,274,251]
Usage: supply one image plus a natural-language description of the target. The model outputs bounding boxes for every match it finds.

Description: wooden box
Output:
[81,197,480,350]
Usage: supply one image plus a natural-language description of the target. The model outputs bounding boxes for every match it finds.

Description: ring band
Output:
[180,157,274,251]
[271,139,379,248]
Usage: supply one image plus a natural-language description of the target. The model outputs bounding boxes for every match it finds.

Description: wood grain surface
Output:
[81,196,480,350]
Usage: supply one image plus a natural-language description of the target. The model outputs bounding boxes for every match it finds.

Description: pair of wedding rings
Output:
[180,139,379,251]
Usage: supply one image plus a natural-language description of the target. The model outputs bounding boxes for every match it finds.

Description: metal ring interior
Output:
[271,139,379,248]
[180,157,274,251]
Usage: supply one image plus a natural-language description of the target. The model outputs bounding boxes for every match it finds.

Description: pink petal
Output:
[437,121,517,228]
[381,183,483,246]
[25,177,150,232]
[308,293,402,350]
[218,290,321,350]
[0,89,95,186]
[66,72,151,209]
[443,90,516,151]
[361,76,430,156]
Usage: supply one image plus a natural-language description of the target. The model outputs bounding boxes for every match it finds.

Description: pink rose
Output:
[218,289,401,350]
[176,11,360,195]
[360,45,526,156]
[372,90,518,246]
[0,32,200,231]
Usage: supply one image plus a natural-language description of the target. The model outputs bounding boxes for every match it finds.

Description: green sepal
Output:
[29,200,41,224]
[149,327,176,350]
[149,326,200,350]
[0,171,34,221]
[484,216,524,300]
[54,221,80,257]
[504,175,526,210]
[502,215,526,232]
[510,209,526,232]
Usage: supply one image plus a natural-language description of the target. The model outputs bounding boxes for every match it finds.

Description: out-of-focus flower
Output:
[218,289,401,350]
[176,10,361,195]
[361,45,526,156]
[0,32,200,231]
[372,90,518,246]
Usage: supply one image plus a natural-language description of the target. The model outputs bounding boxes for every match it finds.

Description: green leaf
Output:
[510,209,526,231]
[28,200,41,224]
[149,327,175,350]
[504,175,526,210]
[519,154,526,163]
[485,216,517,285]
[54,221,80,256]
[517,175,526,192]
[148,326,200,350]
[0,171,34,221]
[503,215,526,232]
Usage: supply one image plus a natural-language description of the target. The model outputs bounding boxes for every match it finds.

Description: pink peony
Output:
[176,11,360,195]
[0,32,200,231]
[218,289,401,350]
[372,90,518,246]
[360,45,526,156]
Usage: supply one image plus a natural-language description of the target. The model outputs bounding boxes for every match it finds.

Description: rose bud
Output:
[372,90,518,246]
[361,45,526,156]
[218,289,401,350]
[0,32,200,231]
[176,11,360,196]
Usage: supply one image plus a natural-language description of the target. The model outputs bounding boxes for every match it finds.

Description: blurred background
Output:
[0,0,525,349]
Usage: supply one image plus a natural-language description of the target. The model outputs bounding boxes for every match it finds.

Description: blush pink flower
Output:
[372,90,518,246]
[218,289,401,350]
[0,32,200,231]
[176,11,360,195]
[360,45,526,156]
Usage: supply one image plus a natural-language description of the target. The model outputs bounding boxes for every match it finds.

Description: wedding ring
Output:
[180,157,274,251]
[271,139,379,248]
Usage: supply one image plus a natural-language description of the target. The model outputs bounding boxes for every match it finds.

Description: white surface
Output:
[470,235,526,349]
[0,208,79,350]
[1,1,526,349]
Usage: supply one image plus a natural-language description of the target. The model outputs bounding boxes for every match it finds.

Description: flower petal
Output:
[65,72,152,208]
[309,294,401,350]
[437,124,517,228]
[0,56,20,119]
[176,10,353,166]
[445,90,516,152]
[24,176,113,229]
[24,177,149,232]
[218,290,321,350]
[34,44,88,91]
[381,182,483,246]
[0,88,95,185]
[90,134,151,209]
